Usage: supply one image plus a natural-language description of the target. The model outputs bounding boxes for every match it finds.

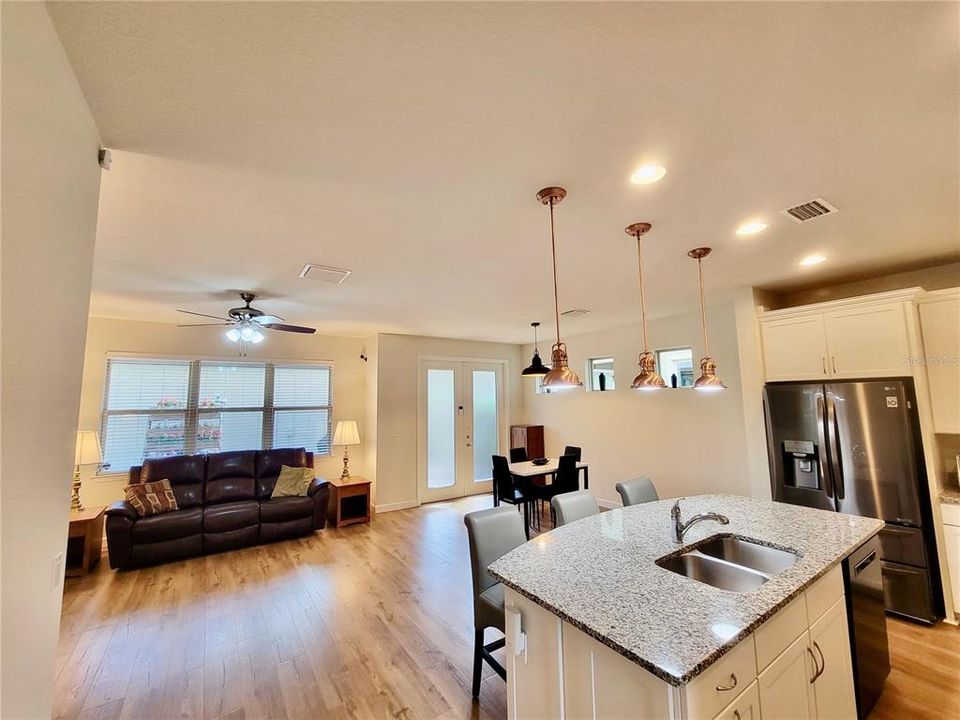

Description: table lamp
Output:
[333,420,360,479]
[72,430,102,512]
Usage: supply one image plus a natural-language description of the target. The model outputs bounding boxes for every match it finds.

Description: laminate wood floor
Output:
[55,495,959,720]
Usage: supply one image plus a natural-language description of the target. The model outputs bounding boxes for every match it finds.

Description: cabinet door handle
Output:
[822,356,827,375]
[806,646,819,683]
[831,356,838,373]
[734,711,742,720]
[813,641,826,681]
[716,673,738,692]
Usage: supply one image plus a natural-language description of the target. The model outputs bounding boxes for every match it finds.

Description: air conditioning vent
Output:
[298,264,352,283]
[780,198,838,224]
[561,308,590,319]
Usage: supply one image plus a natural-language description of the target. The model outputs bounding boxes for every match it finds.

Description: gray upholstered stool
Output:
[550,490,599,527]
[615,477,659,506]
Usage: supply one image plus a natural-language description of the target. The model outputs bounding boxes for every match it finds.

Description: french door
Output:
[418,359,506,503]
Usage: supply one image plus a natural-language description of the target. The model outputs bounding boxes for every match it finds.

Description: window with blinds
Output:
[100,358,332,473]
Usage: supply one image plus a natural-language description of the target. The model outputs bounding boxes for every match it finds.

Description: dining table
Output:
[494,458,589,506]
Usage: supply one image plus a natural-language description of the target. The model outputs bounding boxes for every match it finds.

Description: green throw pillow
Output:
[272,465,314,498]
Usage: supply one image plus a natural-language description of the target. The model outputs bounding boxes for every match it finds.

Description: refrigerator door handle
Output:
[815,393,834,499]
[826,394,845,500]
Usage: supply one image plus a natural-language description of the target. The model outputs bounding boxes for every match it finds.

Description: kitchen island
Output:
[488,494,884,720]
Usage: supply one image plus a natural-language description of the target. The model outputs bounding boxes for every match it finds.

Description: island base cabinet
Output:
[714,681,760,720]
[504,589,564,720]
[758,633,818,720]
[808,598,857,720]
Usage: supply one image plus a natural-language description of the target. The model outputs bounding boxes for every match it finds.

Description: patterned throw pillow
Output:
[125,479,179,517]
[271,465,314,498]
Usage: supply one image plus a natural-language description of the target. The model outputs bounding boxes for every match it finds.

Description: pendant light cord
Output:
[636,236,649,351]
[549,199,561,346]
[697,257,709,356]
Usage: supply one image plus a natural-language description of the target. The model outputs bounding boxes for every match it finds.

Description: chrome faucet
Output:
[671,498,730,543]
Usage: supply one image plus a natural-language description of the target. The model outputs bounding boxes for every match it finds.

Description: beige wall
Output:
[1,4,102,717]
[77,318,368,507]
[374,333,524,508]
[520,304,753,505]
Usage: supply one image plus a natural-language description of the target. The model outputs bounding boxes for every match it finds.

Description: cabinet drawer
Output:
[712,680,759,720]
[685,636,757,720]
[879,524,927,566]
[805,564,844,625]
[754,595,807,671]
[941,502,960,527]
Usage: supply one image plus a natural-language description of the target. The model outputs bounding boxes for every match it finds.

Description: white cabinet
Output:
[809,598,858,720]
[919,294,960,433]
[941,504,960,614]
[823,305,911,379]
[758,290,919,382]
[714,681,760,720]
[757,633,817,720]
[761,317,829,381]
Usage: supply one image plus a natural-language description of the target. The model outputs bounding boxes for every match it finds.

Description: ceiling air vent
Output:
[780,198,838,224]
[561,308,590,319]
[298,264,352,283]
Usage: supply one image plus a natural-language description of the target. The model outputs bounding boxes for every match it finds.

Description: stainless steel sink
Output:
[657,552,769,592]
[656,536,801,592]
[696,536,800,575]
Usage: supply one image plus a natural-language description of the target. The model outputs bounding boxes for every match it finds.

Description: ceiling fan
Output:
[177,292,316,345]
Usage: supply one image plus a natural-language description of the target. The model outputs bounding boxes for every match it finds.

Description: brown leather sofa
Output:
[105,447,330,570]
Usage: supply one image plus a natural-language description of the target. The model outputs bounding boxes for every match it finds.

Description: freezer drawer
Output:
[881,560,937,623]
[878,524,927,567]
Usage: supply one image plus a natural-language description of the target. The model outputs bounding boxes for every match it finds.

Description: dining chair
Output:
[551,490,599,527]
[509,447,528,463]
[563,445,582,461]
[615,477,659,506]
[464,505,528,698]
[492,455,531,540]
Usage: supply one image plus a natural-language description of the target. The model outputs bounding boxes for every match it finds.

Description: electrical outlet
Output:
[51,552,63,587]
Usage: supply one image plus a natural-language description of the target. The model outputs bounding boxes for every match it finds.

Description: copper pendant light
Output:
[625,222,666,390]
[537,186,582,390]
[521,322,548,377]
[688,247,726,391]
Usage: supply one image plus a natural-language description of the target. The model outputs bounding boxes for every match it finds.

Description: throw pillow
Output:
[125,479,179,517]
[271,465,314,498]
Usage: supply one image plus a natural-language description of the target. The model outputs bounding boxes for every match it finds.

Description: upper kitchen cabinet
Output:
[918,290,960,433]
[759,289,921,382]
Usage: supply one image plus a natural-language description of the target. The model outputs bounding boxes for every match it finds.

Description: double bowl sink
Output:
[656,535,800,592]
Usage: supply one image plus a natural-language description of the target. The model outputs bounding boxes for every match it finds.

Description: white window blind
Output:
[100,358,332,473]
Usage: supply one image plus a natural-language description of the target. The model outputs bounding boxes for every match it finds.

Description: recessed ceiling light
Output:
[736,221,767,236]
[630,165,667,185]
[799,254,827,267]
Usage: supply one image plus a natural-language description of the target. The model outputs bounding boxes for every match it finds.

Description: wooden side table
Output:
[66,506,105,577]
[327,476,372,528]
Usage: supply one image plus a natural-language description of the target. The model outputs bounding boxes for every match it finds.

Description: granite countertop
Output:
[939,487,960,505]
[488,494,882,687]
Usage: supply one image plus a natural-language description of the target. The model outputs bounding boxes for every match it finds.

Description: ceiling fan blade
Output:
[177,323,232,327]
[177,309,232,321]
[252,314,285,325]
[261,323,316,334]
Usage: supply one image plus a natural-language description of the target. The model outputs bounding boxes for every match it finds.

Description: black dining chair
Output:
[563,445,582,462]
[492,455,531,540]
[529,454,580,527]
[509,447,528,463]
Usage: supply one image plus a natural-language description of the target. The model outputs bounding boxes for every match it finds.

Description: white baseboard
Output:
[373,500,419,514]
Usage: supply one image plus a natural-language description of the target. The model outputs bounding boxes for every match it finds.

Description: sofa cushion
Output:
[205,450,256,504]
[125,479,179,517]
[203,500,259,534]
[256,448,308,498]
[131,507,203,543]
[271,465,314,498]
[260,496,314,523]
[141,454,206,509]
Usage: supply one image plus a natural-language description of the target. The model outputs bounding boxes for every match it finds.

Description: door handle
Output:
[715,673,738,692]
[812,641,826,681]
[826,394,844,500]
[882,565,921,577]
[880,526,913,537]
[854,550,878,576]
[815,394,833,499]
[822,356,827,375]
[806,646,819,684]
[831,356,838,374]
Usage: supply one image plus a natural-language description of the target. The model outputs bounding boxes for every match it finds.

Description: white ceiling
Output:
[49,1,959,343]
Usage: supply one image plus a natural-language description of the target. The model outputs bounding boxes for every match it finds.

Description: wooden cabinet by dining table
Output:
[510,424,544,460]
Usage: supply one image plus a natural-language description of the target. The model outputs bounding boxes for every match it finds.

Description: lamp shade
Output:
[333,420,361,446]
[75,431,102,466]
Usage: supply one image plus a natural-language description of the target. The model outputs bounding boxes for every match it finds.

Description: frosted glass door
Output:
[426,369,457,490]
[470,369,499,484]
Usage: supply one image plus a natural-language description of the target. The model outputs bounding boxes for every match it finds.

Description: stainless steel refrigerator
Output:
[764,379,943,624]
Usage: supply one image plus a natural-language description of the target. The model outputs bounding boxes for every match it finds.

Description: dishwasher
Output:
[843,534,891,719]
